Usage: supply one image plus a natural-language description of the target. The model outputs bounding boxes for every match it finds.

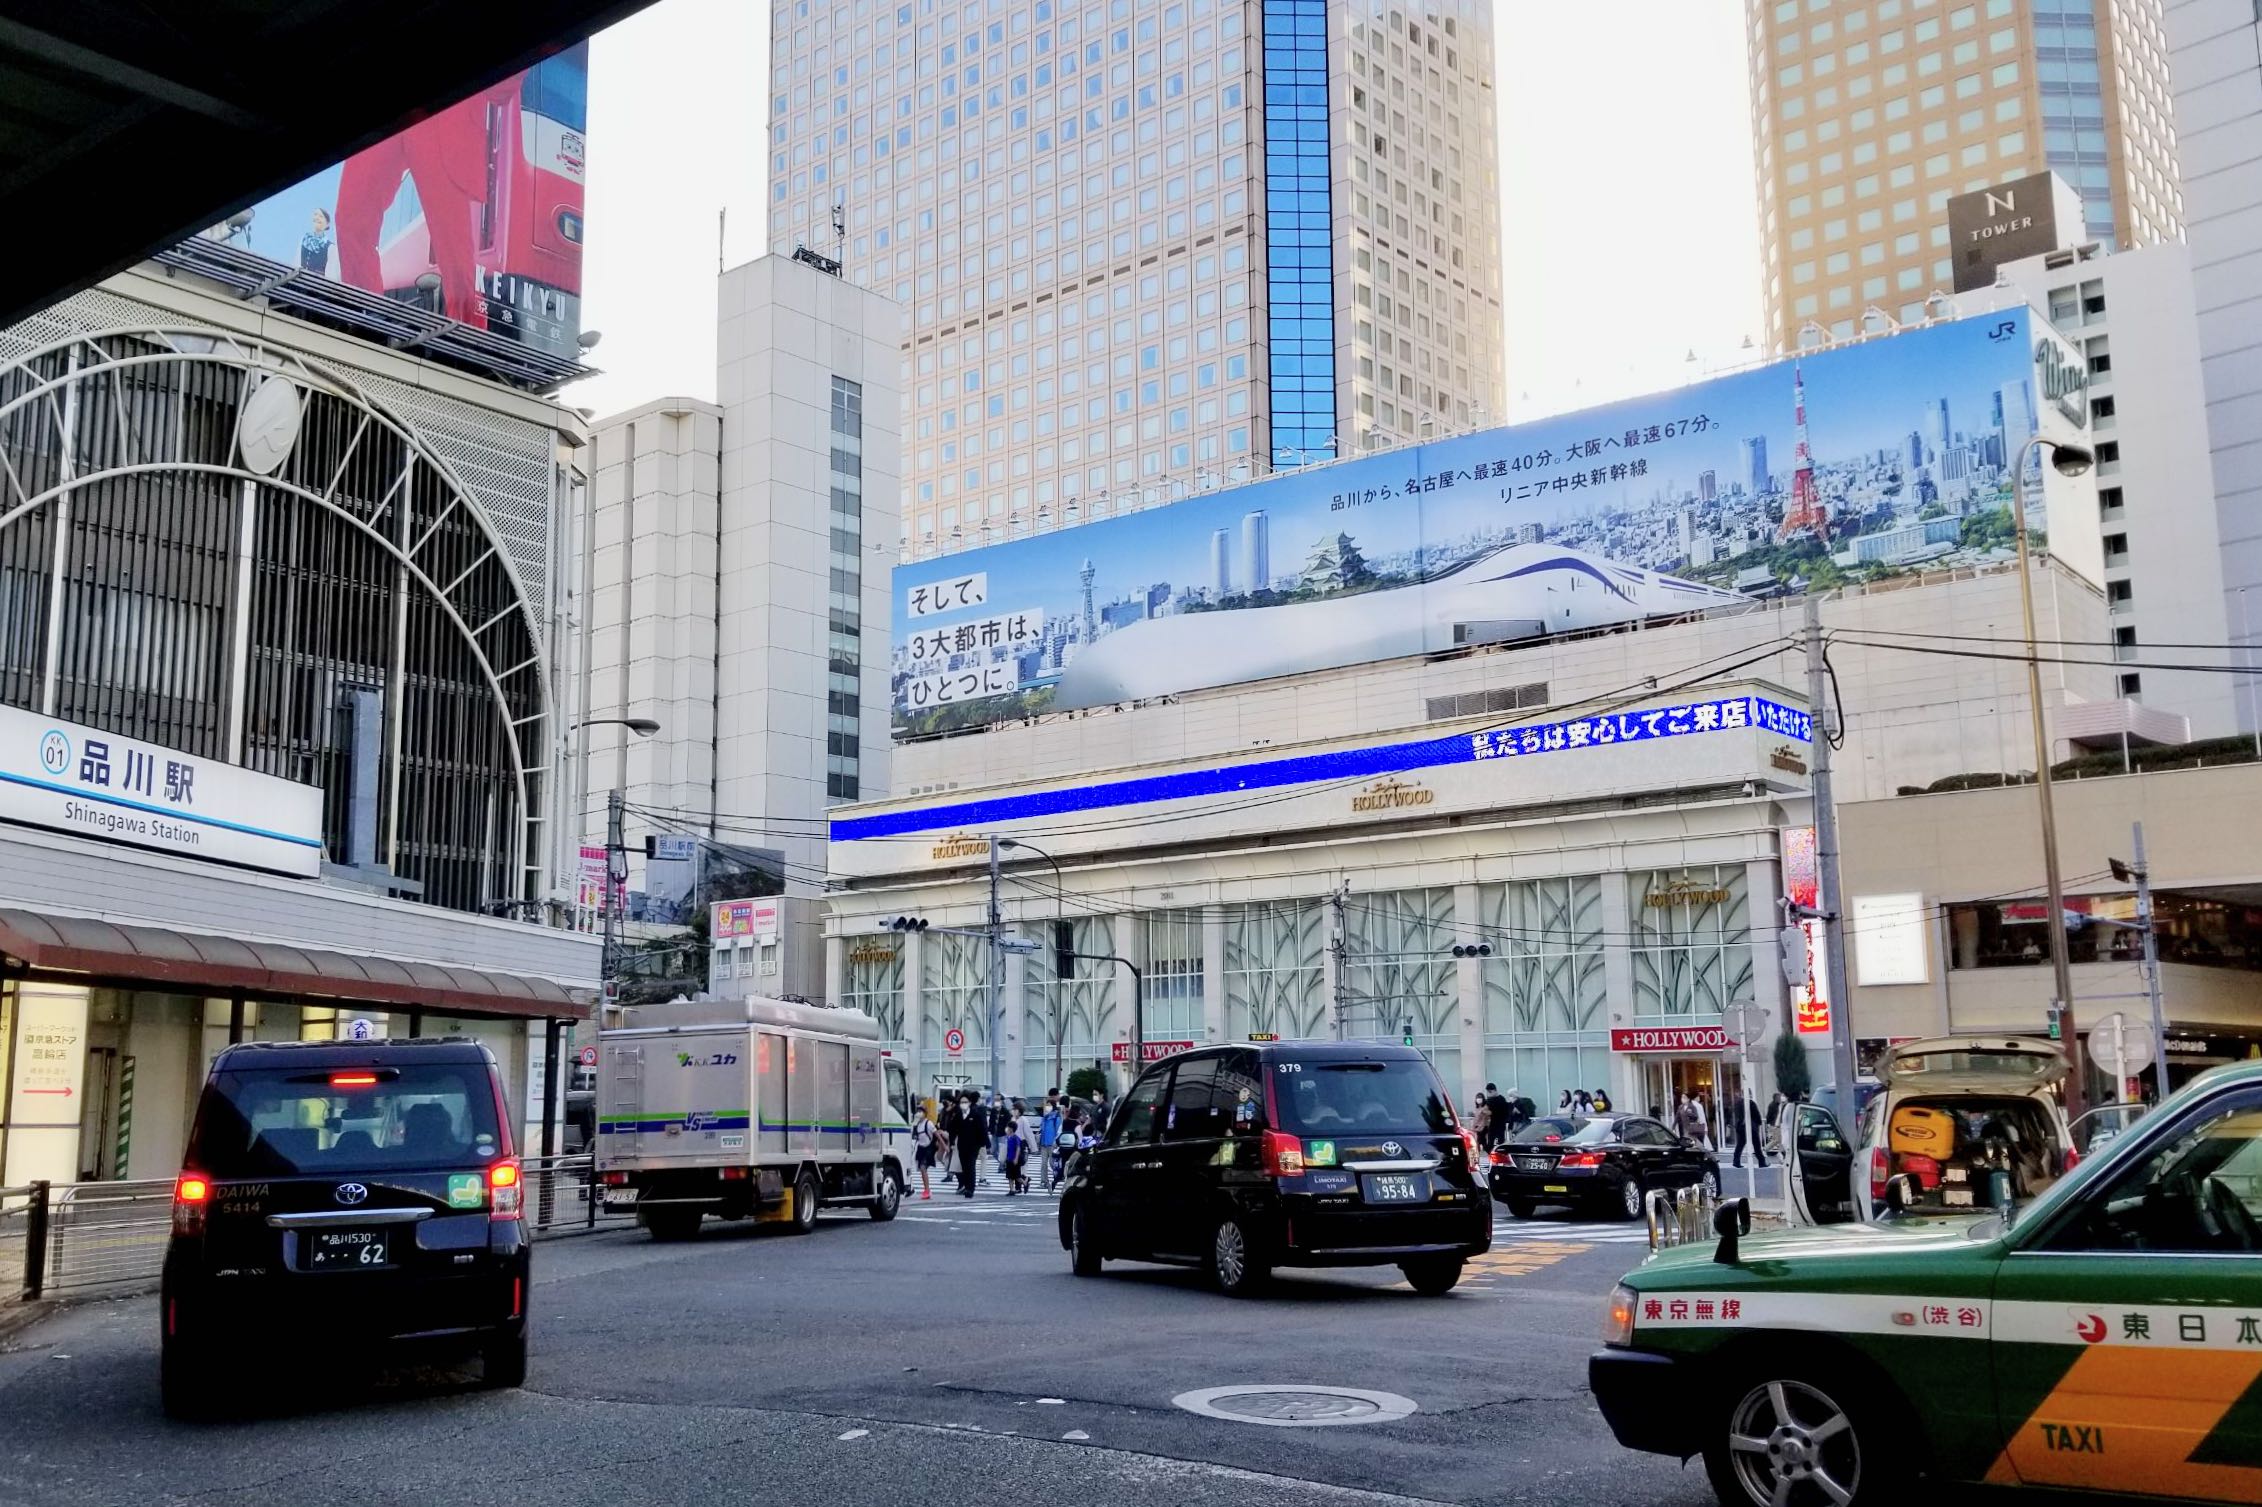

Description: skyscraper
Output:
[1743,434,1771,495]
[1745,0,2182,351]
[767,1,1506,556]
[1241,508,1270,594]
[1921,397,1950,459]
[1211,527,1232,596]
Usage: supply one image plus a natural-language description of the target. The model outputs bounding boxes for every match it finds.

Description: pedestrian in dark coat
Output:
[955,1091,989,1197]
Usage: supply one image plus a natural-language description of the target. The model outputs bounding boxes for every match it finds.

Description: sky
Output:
[570,0,1767,425]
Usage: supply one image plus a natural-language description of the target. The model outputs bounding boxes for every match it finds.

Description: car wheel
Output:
[1614,1175,1646,1221]
[790,1169,822,1233]
[1704,1367,1901,1507]
[870,1166,903,1222]
[1700,1168,1722,1201]
[1069,1204,1104,1277]
[1503,1196,1537,1219]
[482,1328,529,1389]
[1209,1213,1268,1297]
[159,1333,216,1421]
[1398,1256,1463,1296]
[640,1207,702,1242]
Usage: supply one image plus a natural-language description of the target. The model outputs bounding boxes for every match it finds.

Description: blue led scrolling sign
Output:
[830,694,1809,843]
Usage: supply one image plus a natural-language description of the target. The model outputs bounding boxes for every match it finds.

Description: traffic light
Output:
[1054,919,1076,979]
[1450,943,1492,958]
[2046,1002,2063,1041]
[1777,924,1808,982]
[1402,1021,1415,1047]
[887,916,929,932]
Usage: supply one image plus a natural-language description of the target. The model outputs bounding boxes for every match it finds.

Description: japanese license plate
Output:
[1518,1156,1552,1170]
[306,1229,389,1269]
[1362,1173,1426,1204]
[603,1186,640,1206]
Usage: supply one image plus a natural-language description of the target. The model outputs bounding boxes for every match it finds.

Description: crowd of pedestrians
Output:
[906,1086,1111,1200]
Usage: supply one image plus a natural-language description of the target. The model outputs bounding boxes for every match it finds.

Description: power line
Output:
[1827,633,2262,677]
[1830,626,2262,655]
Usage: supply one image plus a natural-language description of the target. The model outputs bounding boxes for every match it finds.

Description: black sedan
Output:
[1486,1115,1719,1221]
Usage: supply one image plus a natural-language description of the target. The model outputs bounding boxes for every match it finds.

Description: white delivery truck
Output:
[595,996,913,1240]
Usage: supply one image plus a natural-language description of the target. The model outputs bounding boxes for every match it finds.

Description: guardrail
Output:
[1645,1183,1721,1254]
[2,1155,635,1311]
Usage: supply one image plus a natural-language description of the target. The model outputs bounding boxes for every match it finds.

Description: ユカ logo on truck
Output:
[674,1051,739,1067]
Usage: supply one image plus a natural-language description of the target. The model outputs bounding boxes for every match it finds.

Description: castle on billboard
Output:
[890,308,2085,736]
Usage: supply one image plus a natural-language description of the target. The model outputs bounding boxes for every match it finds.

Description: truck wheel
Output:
[1703,1364,1903,1507]
[640,1207,701,1242]
[870,1166,902,1221]
[789,1169,822,1233]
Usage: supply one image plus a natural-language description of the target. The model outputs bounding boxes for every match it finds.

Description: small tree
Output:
[1065,1065,1108,1102]
[1773,1030,1813,1100]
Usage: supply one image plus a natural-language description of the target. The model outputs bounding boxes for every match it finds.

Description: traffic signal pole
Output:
[988,837,1004,1098]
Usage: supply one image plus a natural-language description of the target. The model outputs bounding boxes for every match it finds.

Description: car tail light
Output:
[1261,1131,1306,1178]
[1559,1151,1606,1168]
[489,1160,523,1221]
[1459,1128,1481,1165]
[172,1173,210,1236]
[1869,1146,1892,1204]
[2060,1146,2080,1174]
[600,1169,629,1186]
[511,1277,524,1319]
[1488,1147,1510,1166]
[720,1166,749,1180]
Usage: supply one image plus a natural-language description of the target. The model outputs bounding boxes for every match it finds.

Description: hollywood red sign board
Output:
[1111,1040,1195,1063]
[1609,1026,1732,1053]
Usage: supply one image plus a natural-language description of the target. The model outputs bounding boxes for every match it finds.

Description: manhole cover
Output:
[1171,1385,1419,1427]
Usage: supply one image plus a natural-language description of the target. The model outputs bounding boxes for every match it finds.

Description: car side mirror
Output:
[1882,1173,1922,1215]
[1712,1197,1752,1266]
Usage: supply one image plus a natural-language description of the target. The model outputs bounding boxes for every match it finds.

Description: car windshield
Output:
[1272,1058,1454,1135]
[1511,1117,1615,1145]
[188,1063,504,1176]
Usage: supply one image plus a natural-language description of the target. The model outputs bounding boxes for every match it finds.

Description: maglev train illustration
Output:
[1051,542,1748,709]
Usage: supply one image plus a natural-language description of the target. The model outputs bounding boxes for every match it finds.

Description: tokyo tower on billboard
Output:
[1776,363,1827,541]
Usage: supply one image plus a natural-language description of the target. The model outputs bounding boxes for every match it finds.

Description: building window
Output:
[1628,867,1754,1021]
[1262,0,1336,468]
[827,375,865,804]
[1139,908,1206,1041]
[1224,901,1327,1041]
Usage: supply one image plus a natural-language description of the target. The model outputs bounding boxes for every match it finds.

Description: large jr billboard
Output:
[200,45,588,358]
[891,308,2090,736]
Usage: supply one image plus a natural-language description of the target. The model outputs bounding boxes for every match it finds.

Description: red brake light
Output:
[600,1170,629,1186]
[489,1160,523,1220]
[1869,1146,1892,1203]
[330,1073,378,1087]
[1459,1128,1481,1165]
[1559,1151,1607,1168]
[1488,1147,1510,1166]
[1261,1131,1306,1178]
[2061,1146,2081,1173]
[172,1173,210,1236]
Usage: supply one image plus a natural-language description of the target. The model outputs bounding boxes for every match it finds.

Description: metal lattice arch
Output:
[0,325,552,910]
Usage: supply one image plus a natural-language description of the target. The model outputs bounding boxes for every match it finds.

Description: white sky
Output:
[572,0,1765,424]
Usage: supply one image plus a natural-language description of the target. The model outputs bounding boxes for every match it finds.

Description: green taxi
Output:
[1590,1060,2262,1506]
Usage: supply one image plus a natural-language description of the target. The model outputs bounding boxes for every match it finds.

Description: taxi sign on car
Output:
[1590,1059,2262,1506]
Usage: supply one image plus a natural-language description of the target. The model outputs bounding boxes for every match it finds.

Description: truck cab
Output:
[594,996,911,1240]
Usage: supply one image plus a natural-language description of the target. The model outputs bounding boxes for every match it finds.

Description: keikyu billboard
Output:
[890,308,2093,736]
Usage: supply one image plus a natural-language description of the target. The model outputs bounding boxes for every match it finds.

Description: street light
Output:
[1002,838,1070,1090]
[2011,434,2096,1121]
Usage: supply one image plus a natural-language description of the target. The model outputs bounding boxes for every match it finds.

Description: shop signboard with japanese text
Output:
[198,45,588,358]
[892,309,2085,735]
[0,706,323,876]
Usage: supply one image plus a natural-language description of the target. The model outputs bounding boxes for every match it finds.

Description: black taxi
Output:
[160,1038,531,1416]
[1057,1040,1491,1295]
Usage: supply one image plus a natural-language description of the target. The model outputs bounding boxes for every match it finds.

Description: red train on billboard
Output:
[210,43,587,359]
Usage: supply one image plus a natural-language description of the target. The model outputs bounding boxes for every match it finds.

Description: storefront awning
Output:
[0,908,591,1021]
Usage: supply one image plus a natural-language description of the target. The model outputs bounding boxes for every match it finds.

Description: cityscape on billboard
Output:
[891,309,2062,736]
[196,45,588,358]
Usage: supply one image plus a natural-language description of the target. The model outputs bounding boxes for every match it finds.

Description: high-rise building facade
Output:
[767,0,1506,557]
[1746,0,2183,351]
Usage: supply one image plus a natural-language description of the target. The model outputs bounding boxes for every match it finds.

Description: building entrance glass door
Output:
[1637,1055,1747,1148]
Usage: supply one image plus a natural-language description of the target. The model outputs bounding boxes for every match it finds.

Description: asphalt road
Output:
[0,1178,1717,1507]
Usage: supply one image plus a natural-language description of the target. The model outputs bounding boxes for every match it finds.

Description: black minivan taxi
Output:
[160,1038,530,1416]
[1058,1041,1491,1296]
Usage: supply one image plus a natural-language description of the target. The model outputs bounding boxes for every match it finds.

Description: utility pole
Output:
[1328,882,1350,1040]
[987,836,1004,1097]
[1803,596,1858,1122]
[602,787,625,1006]
[2125,823,2170,1103]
